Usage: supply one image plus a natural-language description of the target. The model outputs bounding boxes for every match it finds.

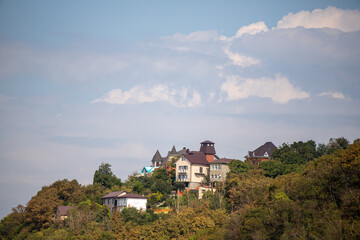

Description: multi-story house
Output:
[245,142,277,166]
[151,146,187,167]
[101,191,147,214]
[209,158,232,185]
[175,140,216,189]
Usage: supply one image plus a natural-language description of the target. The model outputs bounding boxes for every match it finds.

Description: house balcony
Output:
[177,178,189,182]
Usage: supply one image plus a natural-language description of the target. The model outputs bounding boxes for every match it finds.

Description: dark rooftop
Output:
[210,158,233,164]
[117,193,147,199]
[101,191,125,199]
[57,206,74,216]
[250,142,277,157]
[183,152,209,165]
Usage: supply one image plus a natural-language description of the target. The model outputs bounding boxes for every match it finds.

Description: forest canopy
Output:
[1,137,359,240]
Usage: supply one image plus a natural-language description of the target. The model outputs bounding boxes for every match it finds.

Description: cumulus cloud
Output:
[224,47,260,67]
[235,21,269,38]
[276,6,360,32]
[220,74,309,104]
[319,91,346,99]
[162,30,221,42]
[92,84,202,107]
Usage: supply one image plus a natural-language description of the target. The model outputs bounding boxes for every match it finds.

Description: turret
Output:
[200,140,216,162]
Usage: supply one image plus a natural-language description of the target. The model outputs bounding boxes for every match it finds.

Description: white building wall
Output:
[117,198,147,211]
[127,198,147,210]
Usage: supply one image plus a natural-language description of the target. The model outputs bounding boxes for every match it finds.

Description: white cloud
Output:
[224,47,260,67]
[235,21,269,38]
[276,6,360,32]
[162,30,220,42]
[220,74,309,104]
[92,84,202,107]
[187,90,202,107]
[208,92,216,102]
[319,91,346,99]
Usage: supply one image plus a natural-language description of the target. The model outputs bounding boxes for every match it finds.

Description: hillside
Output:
[1,139,359,240]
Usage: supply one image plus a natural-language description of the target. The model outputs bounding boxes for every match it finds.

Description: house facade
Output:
[209,158,232,185]
[101,191,147,214]
[245,142,277,166]
[116,193,147,212]
[175,140,217,189]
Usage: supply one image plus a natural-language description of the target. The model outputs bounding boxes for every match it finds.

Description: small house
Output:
[56,206,74,220]
[101,191,147,214]
[245,142,277,166]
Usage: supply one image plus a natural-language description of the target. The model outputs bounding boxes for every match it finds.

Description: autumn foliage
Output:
[1,138,359,240]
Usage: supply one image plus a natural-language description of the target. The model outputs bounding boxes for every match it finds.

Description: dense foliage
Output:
[93,163,122,189]
[1,137,359,240]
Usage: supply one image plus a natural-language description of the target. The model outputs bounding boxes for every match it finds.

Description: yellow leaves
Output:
[274,189,290,201]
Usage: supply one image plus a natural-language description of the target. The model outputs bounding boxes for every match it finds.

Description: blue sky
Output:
[1,0,360,218]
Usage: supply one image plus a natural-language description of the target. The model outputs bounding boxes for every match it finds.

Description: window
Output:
[219,174,221,179]
[179,166,188,172]
[182,156,185,161]
[211,175,214,178]
[200,167,203,174]
[218,165,221,170]
[179,174,188,181]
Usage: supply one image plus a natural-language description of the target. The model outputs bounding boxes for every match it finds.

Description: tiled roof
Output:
[101,191,125,199]
[117,193,147,199]
[184,152,209,165]
[152,150,163,162]
[249,142,277,157]
[177,147,187,155]
[169,145,177,154]
[102,191,147,199]
[210,158,233,164]
[57,206,74,216]
[200,140,216,155]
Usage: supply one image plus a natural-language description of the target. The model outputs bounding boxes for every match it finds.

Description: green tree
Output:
[24,179,84,230]
[259,160,284,178]
[150,168,172,195]
[93,163,122,189]
[326,137,350,154]
[272,140,318,165]
[228,160,252,175]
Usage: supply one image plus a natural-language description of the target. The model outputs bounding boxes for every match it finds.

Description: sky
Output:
[0,0,360,219]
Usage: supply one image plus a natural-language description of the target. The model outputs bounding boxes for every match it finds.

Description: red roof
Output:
[184,152,209,165]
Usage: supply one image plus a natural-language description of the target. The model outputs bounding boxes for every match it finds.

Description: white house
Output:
[101,191,147,214]
[116,193,147,212]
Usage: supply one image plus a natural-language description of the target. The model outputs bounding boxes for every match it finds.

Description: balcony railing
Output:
[178,178,188,182]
